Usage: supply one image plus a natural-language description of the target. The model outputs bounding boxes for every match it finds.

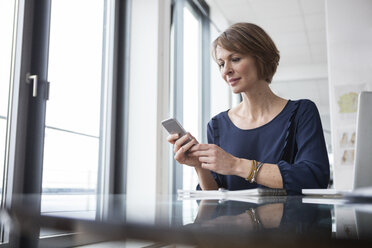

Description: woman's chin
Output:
[231,87,242,94]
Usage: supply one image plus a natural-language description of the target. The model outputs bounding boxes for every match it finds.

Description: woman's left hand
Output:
[189,144,240,175]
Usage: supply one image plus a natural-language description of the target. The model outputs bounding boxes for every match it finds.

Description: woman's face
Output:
[215,46,260,93]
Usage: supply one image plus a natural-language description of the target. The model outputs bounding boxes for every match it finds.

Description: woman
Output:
[167,23,330,195]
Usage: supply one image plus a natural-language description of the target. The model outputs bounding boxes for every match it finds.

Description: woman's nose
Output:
[222,63,232,76]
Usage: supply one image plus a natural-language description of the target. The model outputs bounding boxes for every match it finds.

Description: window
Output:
[0,0,16,204]
[182,5,201,190]
[171,0,210,192]
[0,0,130,245]
[40,0,105,221]
[0,1,16,244]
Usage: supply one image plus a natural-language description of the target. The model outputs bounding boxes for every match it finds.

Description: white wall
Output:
[272,65,330,115]
[126,0,171,223]
[326,0,372,189]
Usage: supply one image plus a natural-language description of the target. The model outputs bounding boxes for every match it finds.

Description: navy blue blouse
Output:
[205,99,330,195]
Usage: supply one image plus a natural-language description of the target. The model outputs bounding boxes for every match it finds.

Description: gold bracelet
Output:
[245,160,256,182]
[251,161,257,183]
[248,160,257,181]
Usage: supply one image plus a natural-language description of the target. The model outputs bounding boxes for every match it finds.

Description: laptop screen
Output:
[353,91,372,189]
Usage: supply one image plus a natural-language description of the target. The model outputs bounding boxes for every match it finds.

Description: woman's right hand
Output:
[167,133,200,167]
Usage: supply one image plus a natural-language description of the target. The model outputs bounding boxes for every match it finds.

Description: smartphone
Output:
[161,118,191,145]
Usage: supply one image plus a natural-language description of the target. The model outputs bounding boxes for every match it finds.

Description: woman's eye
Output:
[219,63,224,68]
[232,57,240,62]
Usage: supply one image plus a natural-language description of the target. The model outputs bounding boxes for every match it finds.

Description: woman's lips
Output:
[228,77,240,86]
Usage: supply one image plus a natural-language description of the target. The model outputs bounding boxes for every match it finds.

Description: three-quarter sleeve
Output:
[207,121,214,144]
[205,119,225,189]
[277,100,330,194]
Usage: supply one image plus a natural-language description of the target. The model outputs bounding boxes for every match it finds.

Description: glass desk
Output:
[2,194,372,247]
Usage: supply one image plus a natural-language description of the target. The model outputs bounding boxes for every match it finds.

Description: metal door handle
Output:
[26,73,38,97]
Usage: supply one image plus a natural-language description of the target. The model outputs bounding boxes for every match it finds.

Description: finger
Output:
[189,150,212,157]
[188,133,199,143]
[174,143,180,153]
[175,133,191,147]
[199,156,214,164]
[201,163,213,170]
[173,135,183,153]
[189,143,213,152]
[174,147,185,162]
[173,138,187,153]
[182,138,198,152]
[167,133,179,144]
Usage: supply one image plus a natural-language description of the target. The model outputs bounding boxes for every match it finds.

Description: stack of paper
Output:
[178,188,287,204]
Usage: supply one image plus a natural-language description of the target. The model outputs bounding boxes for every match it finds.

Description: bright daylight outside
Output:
[182,5,201,225]
[41,0,104,221]
[0,0,16,202]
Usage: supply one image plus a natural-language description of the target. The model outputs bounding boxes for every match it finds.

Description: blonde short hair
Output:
[212,23,280,83]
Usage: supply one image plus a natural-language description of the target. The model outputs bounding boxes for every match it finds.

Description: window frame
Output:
[1,0,131,246]
[170,0,211,193]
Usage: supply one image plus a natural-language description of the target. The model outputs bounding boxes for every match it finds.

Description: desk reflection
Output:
[187,197,332,237]
[5,194,372,247]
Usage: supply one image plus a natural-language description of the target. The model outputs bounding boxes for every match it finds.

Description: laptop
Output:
[302,91,372,196]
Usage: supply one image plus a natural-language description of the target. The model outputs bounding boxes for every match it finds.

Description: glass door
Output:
[40,0,105,222]
[0,0,16,205]
[0,0,16,244]
[171,0,210,194]
[0,0,123,245]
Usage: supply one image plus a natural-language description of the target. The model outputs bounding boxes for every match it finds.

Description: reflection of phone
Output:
[161,118,191,144]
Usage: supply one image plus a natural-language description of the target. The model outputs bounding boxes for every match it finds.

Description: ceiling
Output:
[207,0,327,68]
